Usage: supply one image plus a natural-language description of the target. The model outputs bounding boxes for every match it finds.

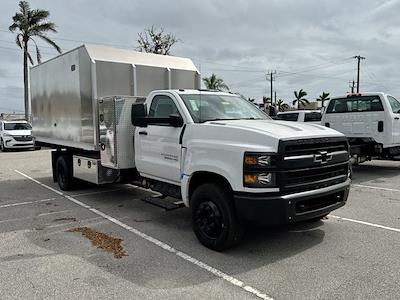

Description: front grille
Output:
[278,138,349,193]
[13,136,33,142]
[282,137,348,157]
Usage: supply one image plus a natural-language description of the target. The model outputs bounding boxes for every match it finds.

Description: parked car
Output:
[0,120,35,151]
[277,110,322,124]
[321,92,400,162]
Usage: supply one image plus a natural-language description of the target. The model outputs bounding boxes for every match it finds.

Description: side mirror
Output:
[131,103,147,127]
[169,114,184,127]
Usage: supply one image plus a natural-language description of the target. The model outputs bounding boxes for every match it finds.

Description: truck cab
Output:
[322,93,400,161]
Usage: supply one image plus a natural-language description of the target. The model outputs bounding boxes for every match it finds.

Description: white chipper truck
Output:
[31,45,351,250]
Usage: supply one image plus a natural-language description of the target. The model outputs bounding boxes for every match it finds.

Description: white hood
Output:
[206,119,343,140]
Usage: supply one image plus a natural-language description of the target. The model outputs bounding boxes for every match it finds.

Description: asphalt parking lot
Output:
[0,149,399,300]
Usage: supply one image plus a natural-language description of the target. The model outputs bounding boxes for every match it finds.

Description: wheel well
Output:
[188,171,233,201]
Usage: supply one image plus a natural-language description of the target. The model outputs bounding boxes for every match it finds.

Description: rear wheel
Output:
[191,183,243,251]
[55,155,74,191]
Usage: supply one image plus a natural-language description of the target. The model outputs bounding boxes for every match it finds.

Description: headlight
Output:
[244,153,276,167]
[243,152,277,188]
[244,172,275,188]
[3,133,12,137]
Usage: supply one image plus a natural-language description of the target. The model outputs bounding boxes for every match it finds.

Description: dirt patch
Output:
[53,217,77,222]
[67,227,127,258]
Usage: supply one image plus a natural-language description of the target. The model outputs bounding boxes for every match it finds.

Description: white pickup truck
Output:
[322,92,400,163]
[31,45,351,250]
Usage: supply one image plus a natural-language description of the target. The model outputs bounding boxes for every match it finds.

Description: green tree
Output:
[317,92,330,107]
[9,1,62,120]
[262,96,271,105]
[277,99,289,112]
[202,73,229,91]
[292,89,309,110]
[137,26,179,55]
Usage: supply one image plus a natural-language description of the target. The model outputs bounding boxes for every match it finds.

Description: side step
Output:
[141,195,185,211]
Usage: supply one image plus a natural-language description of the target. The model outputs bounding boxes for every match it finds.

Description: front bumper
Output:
[4,138,34,149]
[234,179,350,225]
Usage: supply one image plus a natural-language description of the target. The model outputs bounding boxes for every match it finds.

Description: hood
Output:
[205,119,343,140]
[4,129,32,136]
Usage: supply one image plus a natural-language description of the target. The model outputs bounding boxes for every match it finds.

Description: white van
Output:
[0,120,35,151]
[321,92,400,161]
[277,110,322,124]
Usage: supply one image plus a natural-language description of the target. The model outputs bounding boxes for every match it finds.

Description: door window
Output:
[387,96,400,114]
[148,95,180,118]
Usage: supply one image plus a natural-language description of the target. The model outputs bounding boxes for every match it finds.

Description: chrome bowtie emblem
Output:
[314,151,333,164]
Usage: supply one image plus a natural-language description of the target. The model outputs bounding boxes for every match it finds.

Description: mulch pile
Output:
[67,227,127,258]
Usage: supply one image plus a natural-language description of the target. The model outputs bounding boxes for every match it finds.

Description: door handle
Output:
[138,131,148,136]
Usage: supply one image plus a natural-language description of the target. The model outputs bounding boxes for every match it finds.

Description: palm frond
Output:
[37,34,62,53]
[15,34,23,49]
[29,22,57,34]
[30,9,49,23]
[19,1,30,16]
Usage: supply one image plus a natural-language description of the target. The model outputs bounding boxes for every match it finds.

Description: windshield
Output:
[4,122,32,130]
[180,94,270,123]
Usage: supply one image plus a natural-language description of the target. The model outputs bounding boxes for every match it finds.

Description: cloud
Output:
[0,0,399,110]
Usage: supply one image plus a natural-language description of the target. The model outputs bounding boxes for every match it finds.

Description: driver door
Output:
[135,94,184,184]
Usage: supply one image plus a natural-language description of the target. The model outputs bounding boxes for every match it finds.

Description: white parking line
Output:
[353,184,400,193]
[330,215,400,233]
[0,197,57,209]
[14,170,274,300]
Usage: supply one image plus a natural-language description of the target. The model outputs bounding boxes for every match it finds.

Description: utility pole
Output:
[274,91,277,106]
[353,55,365,93]
[266,70,276,106]
[349,80,356,93]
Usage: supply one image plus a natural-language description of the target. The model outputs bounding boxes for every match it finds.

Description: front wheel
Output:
[191,183,243,251]
[0,139,6,152]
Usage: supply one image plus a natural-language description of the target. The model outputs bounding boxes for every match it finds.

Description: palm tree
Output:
[262,96,271,105]
[277,99,289,112]
[292,89,309,110]
[316,92,330,107]
[202,73,229,91]
[9,1,62,120]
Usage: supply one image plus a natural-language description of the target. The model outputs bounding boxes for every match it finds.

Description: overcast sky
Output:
[1,0,399,112]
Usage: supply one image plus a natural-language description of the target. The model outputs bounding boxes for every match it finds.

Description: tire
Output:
[191,183,244,251]
[0,139,6,152]
[55,155,74,191]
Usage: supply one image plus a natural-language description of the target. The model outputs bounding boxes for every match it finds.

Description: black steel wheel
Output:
[191,183,243,251]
